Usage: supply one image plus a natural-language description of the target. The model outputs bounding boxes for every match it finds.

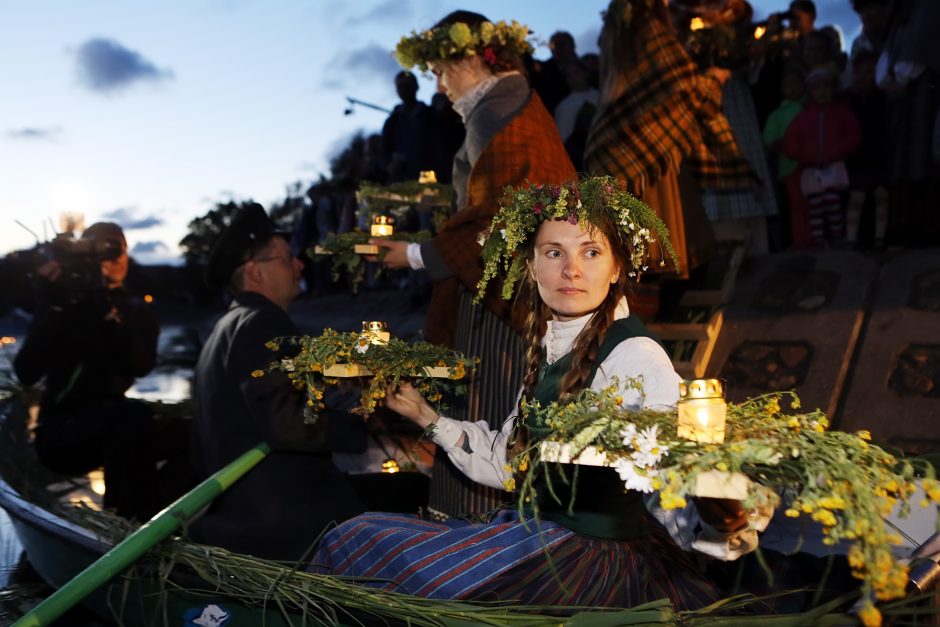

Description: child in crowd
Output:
[845,50,889,248]
[762,67,805,249]
[783,65,860,247]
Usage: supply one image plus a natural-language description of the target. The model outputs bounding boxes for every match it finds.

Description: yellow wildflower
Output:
[858,601,882,626]
[503,476,516,492]
[264,340,278,350]
[784,508,800,518]
[518,454,529,472]
[251,369,265,378]
[857,429,872,441]
[811,509,837,526]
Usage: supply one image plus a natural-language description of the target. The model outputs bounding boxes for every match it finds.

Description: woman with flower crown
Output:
[370,10,576,516]
[312,177,765,609]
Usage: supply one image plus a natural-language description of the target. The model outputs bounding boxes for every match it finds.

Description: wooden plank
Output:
[537,443,749,499]
[322,364,452,378]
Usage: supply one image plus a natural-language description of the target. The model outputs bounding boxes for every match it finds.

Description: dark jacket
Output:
[14,289,159,420]
[190,291,368,560]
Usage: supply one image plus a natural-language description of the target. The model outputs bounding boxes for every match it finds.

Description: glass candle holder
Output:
[677,378,727,443]
[362,321,390,345]
[371,215,394,237]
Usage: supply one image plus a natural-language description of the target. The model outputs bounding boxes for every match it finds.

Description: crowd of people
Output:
[12,0,937,616]
[293,0,937,282]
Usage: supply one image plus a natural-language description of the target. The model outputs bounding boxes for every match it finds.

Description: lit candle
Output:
[418,170,437,184]
[381,458,400,473]
[362,321,390,345]
[371,215,395,237]
[677,379,727,443]
[754,25,766,40]
[690,17,705,31]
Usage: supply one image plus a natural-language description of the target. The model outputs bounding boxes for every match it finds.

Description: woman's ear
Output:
[610,264,621,284]
[527,259,537,283]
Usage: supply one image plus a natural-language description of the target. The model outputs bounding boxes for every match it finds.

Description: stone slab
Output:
[707,251,878,417]
[839,249,940,451]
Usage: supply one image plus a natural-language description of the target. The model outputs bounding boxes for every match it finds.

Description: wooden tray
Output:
[537,441,748,499]
[322,364,452,378]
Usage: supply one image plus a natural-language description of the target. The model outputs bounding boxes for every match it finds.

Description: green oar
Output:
[14,442,271,627]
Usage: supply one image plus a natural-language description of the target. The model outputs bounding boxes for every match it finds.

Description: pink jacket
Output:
[783,100,861,167]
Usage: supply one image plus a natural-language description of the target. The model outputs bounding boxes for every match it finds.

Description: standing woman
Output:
[585,0,758,279]
[313,177,764,608]
[372,11,576,516]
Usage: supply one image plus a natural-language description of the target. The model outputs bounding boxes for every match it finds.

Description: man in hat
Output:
[14,222,163,520]
[190,204,427,561]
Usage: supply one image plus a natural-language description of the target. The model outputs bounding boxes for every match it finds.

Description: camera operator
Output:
[13,222,163,520]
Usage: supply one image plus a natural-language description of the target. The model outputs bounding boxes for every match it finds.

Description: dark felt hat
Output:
[205,203,285,287]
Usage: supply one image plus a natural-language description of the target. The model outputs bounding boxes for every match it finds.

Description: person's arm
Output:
[236,309,367,455]
[386,382,514,489]
[12,306,63,386]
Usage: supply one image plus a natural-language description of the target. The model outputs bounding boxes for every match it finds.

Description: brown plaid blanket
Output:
[584,18,756,195]
[426,92,576,346]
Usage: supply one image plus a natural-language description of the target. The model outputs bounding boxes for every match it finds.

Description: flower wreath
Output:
[476,176,679,302]
[395,19,534,72]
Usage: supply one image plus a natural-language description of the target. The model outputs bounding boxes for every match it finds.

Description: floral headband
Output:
[476,176,678,302]
[396,20,534,72]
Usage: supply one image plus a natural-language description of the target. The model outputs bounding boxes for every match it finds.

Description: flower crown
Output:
[476,176,679,302]
[396,20,534,72]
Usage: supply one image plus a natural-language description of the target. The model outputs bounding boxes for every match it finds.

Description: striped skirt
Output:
[310,509,719,611]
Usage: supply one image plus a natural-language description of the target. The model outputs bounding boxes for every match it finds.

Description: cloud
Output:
[324,44,400,88]
[73,37,174,93]
[6,126,63,141]
[130,240,180,265]
[101,207,164,230]
[345,0,413,26]
[131,240,169,255]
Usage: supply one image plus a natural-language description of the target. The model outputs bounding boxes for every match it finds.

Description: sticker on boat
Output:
[184,603,232,626]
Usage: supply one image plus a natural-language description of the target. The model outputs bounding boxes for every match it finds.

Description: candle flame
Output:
[754,26,766,40]
[690,17,705,31]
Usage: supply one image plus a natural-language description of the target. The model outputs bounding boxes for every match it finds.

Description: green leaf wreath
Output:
[357,179,453,232]
[309,230,431,293]
[509,384,940,627]
[257,329,475,420]
[477,176,680,302]
[396,19,534,72]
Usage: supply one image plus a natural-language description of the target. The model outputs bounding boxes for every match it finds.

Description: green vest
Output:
[530,316,661,540]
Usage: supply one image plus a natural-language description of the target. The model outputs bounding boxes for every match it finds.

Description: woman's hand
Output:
[385,382,439,429]
[692,497,749,533]
[367,239,409,269]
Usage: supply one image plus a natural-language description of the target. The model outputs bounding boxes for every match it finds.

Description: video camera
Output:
[6,234,123,300]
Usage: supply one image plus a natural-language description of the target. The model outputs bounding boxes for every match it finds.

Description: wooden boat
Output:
[2,397,938,627]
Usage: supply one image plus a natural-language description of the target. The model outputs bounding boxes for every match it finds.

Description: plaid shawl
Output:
[584,18,756,196]
[425,92,575,346]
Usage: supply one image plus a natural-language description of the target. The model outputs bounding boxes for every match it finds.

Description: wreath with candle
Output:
[256,327,475,419]
[510,383,940,627]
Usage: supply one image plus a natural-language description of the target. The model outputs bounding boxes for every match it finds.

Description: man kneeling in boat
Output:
[14,222,166,520]
[190,204,428,561]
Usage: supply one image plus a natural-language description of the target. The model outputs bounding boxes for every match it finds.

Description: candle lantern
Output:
[381,458,400,473]
[418,170,437,184]
[362,321,390,345]
[371,215,395,237]
[677,378,727,443]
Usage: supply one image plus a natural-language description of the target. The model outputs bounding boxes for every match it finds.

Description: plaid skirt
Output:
[310,509,720,611]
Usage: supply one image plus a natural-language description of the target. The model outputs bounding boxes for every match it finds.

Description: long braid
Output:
[557,280,621,396]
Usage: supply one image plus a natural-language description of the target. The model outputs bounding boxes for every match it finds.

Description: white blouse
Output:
[429,298,768,560]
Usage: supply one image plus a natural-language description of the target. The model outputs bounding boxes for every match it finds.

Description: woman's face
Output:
[529,219,621,322]
[428,57,486,102]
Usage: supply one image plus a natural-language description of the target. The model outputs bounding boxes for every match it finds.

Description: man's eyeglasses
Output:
[250,253,295,266]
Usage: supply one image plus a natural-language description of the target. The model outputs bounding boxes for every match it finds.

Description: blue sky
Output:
[1,0,860,263]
